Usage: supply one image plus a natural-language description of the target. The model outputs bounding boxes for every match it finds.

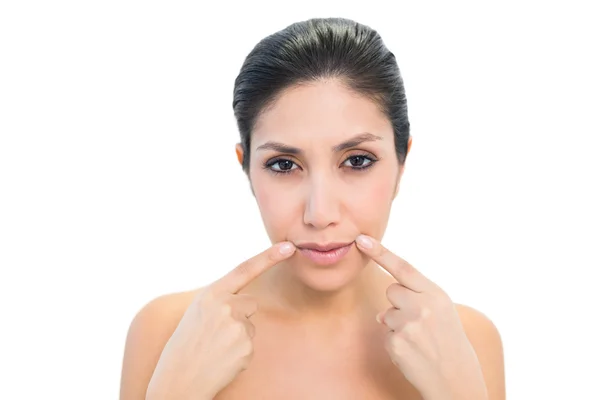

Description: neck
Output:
[263,260,383,320]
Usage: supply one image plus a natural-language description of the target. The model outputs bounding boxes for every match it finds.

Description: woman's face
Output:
[240,79,409,291]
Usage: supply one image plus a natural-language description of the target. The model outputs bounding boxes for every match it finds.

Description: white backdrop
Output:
[1,1,599,399]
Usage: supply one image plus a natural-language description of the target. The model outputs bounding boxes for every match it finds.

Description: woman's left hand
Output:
[355,234,489,400]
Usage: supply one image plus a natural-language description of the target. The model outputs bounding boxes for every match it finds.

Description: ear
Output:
[235,143,244,166]
[236,143,255,196]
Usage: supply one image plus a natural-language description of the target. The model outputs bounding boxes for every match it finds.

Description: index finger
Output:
[211,241,296,294]
[355,234,435,293]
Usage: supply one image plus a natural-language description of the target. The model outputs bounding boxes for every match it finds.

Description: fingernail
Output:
[376,312,383,324]
[356,235,373,249]
[279,242,295,255]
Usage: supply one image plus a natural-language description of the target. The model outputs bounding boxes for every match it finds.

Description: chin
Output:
[288,246,368,292]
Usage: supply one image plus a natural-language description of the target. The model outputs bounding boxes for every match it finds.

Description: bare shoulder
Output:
[128,289,201,333]
[119,288,202,400]
[454,303,506,400]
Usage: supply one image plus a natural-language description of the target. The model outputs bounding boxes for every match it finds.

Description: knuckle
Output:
[418,306,433,320]
[437,292,452,308]
[381,309,394,325]
[224,320,246,340]
[427,294,448,314]
[385,283,400,299]
[402,320,421,339]
[234,320,247,336]
[389,334,406,354]
[385,284,393,298]
[396,261,414,276]
[241,337,254,356]
[220,302,233,317]
[234,261,253,280]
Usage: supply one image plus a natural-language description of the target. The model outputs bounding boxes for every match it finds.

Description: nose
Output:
[303,174,341,230]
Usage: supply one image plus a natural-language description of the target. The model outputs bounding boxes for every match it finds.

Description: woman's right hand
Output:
[145,241,296,400]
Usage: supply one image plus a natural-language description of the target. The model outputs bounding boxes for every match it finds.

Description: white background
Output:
[1,1,599,399]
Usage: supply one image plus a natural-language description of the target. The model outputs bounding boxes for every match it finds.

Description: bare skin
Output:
[119,79,505,399]
[215,258,424,399]
[122,263,420,399]
[120,257,503,399]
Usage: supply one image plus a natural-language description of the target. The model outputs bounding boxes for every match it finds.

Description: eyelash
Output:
[263,152,379,175]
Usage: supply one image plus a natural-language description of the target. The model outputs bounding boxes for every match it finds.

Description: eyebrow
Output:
[255,132,383,154]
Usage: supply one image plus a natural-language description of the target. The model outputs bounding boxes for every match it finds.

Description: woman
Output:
[119,17,505,399]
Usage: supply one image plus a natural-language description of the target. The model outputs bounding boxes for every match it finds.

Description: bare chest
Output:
[214,319,423,400]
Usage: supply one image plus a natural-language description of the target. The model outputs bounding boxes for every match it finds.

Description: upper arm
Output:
[456,304,506,400]
[119,292,192,400]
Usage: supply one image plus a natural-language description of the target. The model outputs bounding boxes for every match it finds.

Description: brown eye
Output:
[265,158,299,174]
[277,160,294,170]
[343,155,374,169]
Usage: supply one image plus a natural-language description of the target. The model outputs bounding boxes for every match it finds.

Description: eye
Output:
[265,158,299,174]
[342,154,376,170]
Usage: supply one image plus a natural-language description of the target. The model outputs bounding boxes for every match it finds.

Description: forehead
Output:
[252,80,394,147]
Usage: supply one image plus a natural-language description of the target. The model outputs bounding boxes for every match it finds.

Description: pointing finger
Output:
[355,234,435,293]
[212,242,296,294]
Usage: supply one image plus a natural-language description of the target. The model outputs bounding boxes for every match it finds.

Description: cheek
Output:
[345,172,396,231]
[252,176,298,240]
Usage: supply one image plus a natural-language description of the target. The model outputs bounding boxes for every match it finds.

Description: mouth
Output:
[295,241,354,266]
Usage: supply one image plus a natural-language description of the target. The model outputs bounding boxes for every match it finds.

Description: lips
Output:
[295,241,354,266]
